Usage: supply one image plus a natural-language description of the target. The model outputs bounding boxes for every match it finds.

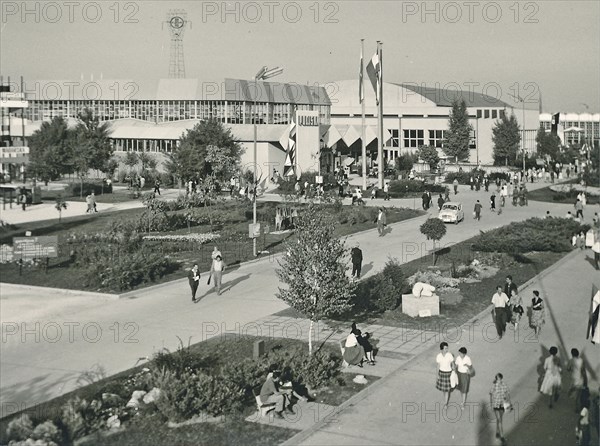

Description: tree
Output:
[535,126,560,160]
[138,152,158,177]
[28,117,75,183]
[419,218,447,264]
[123,152,139,174]
[168,119,242,186]
[492,113,521,166]
[443,99,472,163]
[55,195,68,222]
[73,109,114,172]
[276,205,356,355]
[417,145,440,171]
[395,152,418,173]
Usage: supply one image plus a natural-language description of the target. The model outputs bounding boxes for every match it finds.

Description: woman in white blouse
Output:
[435,342,454,407]
[455,347,473,408]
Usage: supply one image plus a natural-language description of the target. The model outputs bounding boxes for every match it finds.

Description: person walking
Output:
[154,179,161,196]
[567,348,588,413]
[474,200,482,221]
[592,232,600,270]
[455,347,473,409]
[444,186,450,202]
[510,292,524,330]
[90,192,97,213]
[421,191,429,210]
[188,264,200,303]
[437,194,445,212]
[453,178,459,195]
[540,346,562,408]
[489,373,511,444]
[491,285,510,339]
[504,275,518,326]
[575,199,584,220]
[209,255,226,295]
[377,207,387,236]
[577,397,591,446]
[351,243,363,279]
[435,342,454,408]
[530,290,545,337]
[490,193,496,212]
[383,182,390,201]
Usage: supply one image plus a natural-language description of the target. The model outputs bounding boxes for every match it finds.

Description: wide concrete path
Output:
[286,249,600,446]
[1,181,598,420]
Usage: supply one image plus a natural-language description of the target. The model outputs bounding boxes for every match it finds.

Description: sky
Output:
[1,0,599,112]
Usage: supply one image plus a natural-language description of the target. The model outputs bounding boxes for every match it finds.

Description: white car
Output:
[438,202,464,224]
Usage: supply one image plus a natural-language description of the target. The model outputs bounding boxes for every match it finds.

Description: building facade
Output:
[539,112,600,148]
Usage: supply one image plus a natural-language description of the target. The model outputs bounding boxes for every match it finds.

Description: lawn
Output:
[0,336,377,446]
[0,201,423,293]
[527,183,600,205]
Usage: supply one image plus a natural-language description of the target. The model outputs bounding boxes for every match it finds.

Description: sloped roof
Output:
[224,79,331,105]
[394,83,511,108]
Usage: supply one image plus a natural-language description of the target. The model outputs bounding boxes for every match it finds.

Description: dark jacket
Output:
[351,247,363,264]
[188,269,200,286]
[504,282,518,298]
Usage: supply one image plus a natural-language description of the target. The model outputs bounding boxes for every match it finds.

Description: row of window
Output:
[385,129,476,149]
[23,100,331,125]
[476,109,505,119]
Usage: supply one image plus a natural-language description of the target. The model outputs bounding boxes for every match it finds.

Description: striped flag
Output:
[366,50,380,105]
[283,115,297,177]
[359,44,364,104]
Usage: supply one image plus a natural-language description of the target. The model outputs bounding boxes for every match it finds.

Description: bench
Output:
[252,389,277,417]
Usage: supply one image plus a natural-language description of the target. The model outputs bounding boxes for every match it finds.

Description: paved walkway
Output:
[1,180,598,423]
[282,249,600,446]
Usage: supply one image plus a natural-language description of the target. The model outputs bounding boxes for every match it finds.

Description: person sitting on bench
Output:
[259,369,291,419]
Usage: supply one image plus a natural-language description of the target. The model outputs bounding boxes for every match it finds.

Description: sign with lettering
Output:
[12,236,59,259]
[297,112,319,127]
[248,223,261,238]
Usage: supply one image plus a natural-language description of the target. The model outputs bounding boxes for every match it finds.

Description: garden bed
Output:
[0,201,423,293]
[0,336,376,446]
[527,183,600,205]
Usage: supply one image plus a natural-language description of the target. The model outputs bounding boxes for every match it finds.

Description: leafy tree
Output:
[417,145,440,171]
[535,126,560,160]
[104,158,119,179]
[395,152,418,172]
[443,99,472,163]
[73,109,114,172]
[492,113,521,166]
[168,119,242,186]
[124,152,139,173]
[138,152,158,177]
[276,205,356,355]
[419,218,447,264]
[55,195,68,222]
[28,117,75,183]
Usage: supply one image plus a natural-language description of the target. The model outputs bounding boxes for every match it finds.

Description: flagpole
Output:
[361,39,367,191]
[378,41,384,189]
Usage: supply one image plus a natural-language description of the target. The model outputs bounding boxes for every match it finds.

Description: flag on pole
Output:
[359,44,364,104]
[587,284,600,344]
[366,50,380,105]
[551,112,560,135]
[283,115,297,177]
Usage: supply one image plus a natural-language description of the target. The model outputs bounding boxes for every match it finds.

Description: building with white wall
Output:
[539,112,600,148]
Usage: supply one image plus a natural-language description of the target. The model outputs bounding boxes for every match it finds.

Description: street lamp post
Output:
[252,66,283,257]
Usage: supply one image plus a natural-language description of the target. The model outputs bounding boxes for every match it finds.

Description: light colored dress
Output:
[540,355,562,395]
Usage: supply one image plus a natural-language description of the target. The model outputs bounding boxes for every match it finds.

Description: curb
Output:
[280,248,581,446]
[0,282,119,300]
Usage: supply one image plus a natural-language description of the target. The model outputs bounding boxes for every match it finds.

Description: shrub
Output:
[64,181,113,197]
[370,258,407,311]
[472,217,586,253]
[295,350,342,389]
[153,368,208,422]
[6,415,34,442]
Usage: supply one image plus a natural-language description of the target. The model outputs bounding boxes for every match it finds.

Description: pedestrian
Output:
[489,372,511,444]
[592,233,600,270]
[356,188,364,205]
[567,348,588,413]
[209,255,226,295]
[383,182,390,201]
[370,186,377,200]
[421,191,429,210]
[85,194,93,213]
[444,186,450,202]
[188,264,200,303]
[530,290,545,337]
[435,342,454,408]
[575,199,584,220]
[19,191,27,211]
[453,178,459,195]
[490,193,496,212]
[211,246,222,260]
[455,347,473,409]
[154,179,161,195]
[577,397,591,446]
[540,346,562,408]
[376,207,387,236]
[491,285,510,339]
[504,275,518,324]
[474,200,482,221]
[510,292,524,330]
[437,194,445,211]
[90,192,97,212]
[351,243,363,279]
[469,176,474,190]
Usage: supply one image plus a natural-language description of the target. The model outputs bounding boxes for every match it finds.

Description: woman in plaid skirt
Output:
[436,342,454,407]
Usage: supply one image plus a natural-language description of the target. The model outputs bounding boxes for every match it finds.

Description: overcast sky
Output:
[2,1,599,112]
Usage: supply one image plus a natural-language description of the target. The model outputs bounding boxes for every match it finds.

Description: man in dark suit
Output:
[351,243,363,279]
[504,275,518,322]
[188,264,200,302]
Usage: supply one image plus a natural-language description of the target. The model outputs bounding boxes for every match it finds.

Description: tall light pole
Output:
[252,66,283,257]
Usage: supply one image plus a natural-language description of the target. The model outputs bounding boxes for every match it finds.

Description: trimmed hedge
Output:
[64,181,113,197]
[445,170,510,185]
[471,217,588,253]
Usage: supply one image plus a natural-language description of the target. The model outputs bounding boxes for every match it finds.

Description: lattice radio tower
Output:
[165,10,187,78]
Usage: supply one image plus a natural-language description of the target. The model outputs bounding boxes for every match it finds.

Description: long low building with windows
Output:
[2,76,547,181]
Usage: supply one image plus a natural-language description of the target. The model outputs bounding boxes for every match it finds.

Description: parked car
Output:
[438,202,464,224]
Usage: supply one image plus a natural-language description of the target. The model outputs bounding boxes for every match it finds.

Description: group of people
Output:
[187,246,227,303]
[343,322,376,367]
[258,368,309,419]
[85,192,97,213]
[491,276,534,339]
